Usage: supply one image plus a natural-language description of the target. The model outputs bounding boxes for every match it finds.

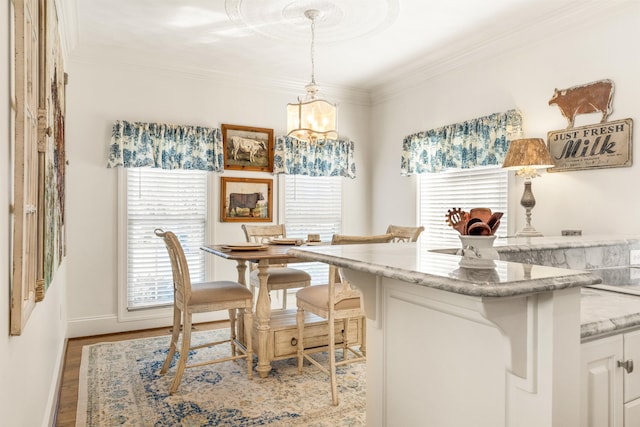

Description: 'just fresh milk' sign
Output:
[546,118,632,172]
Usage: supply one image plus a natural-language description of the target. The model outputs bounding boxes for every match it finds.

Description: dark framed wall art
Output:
[220,177,273,222]
[221,124,274,172]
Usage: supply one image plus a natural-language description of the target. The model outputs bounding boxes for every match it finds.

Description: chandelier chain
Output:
[309,14,316,85]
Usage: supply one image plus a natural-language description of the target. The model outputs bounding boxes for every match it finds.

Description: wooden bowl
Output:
[467,222,492,235]
[469,208,492,223]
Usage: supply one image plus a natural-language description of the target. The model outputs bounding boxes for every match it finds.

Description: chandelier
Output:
[286,9,338,142]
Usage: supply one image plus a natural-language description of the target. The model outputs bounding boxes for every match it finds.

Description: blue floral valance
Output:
[400,109,523,175]
[107,120,224,171]
[274,136,356,178]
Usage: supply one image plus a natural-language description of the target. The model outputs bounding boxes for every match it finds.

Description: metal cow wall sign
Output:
[547,79,633,172]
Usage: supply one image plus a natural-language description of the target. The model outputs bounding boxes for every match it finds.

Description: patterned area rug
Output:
[76,329,366,426]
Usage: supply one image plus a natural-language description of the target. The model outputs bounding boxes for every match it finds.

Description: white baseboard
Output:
[67,311,228,338]
[45,337,68,427]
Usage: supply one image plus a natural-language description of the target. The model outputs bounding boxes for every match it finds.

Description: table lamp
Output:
[502,138,555,237]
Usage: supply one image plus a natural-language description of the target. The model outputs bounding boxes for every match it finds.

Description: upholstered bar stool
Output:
[155,229,253,394]
[295,233,394,405]
[386,224,425,242]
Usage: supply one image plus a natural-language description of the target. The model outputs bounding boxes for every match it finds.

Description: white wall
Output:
[1,4,68,426]
[370,3,640,239]
[64,59,371,337]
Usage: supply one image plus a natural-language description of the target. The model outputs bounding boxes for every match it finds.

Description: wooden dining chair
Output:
[295,232,394,405]
[155,229,254,394]
[241,224,311,310]
[386,224,425,242]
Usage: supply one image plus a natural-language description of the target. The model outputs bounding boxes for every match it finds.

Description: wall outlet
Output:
[630,250,640,266]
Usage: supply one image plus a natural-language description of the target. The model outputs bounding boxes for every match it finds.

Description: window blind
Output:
[418,166,508,251]
[126,168,207,309]
[283,175,342,285]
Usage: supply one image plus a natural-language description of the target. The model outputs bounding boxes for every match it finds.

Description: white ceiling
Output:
[66,0,614,96]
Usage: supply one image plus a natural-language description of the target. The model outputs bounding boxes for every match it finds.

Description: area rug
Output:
[76,329,366,426]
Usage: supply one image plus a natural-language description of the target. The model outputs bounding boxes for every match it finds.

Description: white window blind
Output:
[126,168,207,310]
[283,175,342,285]
[418,166,508,251]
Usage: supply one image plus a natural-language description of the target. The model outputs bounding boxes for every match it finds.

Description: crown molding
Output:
[68,49,371,107]
[369,1,630,105]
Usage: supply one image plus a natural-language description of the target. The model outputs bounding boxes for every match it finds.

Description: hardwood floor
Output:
[54,321,227,427]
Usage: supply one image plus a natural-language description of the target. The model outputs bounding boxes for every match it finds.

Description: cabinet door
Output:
[624,398,640,427]
[581,335,624,427]
[624,330,640,403]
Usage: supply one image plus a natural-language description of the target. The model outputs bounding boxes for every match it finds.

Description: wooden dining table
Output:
[200,243,308,378]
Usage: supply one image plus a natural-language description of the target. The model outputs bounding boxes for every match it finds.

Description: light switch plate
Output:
[630,250,640,266]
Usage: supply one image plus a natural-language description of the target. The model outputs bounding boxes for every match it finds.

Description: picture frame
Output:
[220,177,273,222]
[222,124,274,172]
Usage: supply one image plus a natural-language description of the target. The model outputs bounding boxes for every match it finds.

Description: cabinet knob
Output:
[290,337,298,347]
[617,359,634,373]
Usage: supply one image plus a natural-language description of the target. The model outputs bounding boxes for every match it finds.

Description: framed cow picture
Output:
[220,177,272,222]
[222,124,274,172]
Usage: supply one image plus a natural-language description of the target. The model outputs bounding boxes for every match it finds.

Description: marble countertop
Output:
[432,234,640,255]
[288,243,601,298]
[290,237,640,340]
[581,287,640,339]
[492,234,640,251]
[495,236,640,339]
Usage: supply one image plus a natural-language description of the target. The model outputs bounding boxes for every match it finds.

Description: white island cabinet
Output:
[289,243,601,427]
[581,330,640,427]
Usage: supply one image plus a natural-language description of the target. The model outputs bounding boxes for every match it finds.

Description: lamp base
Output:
[517,180,543,238]
[516,226,543,238]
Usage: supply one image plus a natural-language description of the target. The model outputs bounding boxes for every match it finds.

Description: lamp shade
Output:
[287,96,338,142]
[502,138,554,170]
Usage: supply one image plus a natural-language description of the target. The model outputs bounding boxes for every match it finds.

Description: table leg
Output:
[255,260,272,378]
[236,260,247,286]
[236,260,248,345]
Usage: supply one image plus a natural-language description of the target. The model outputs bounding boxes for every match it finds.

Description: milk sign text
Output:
[547,118,632,172]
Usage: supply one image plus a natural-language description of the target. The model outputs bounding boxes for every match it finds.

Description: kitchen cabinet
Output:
[581,329,640,427]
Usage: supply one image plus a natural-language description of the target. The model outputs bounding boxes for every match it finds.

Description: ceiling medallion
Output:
[225,0,399,43]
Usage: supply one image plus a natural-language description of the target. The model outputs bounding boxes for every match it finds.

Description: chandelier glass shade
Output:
[287,10,338,142]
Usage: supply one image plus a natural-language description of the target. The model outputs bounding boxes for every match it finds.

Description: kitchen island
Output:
[289,238,607,427]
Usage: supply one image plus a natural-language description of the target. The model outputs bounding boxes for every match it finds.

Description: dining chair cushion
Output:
[249,267,311,285]
[189,281,253,306]
[296,284,361,311]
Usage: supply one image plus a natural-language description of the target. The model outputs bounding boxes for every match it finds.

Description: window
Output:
[282,175,342,286]
[123,168,207,310]
[283,175,342,241]
[418,166,508,251]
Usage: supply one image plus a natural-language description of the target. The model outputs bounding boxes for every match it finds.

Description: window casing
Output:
[119,168,208,315]
[418,166,508,252]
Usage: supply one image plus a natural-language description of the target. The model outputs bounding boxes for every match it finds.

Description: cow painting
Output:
[228,192,264,217]
[228,136,267,163]
[549,79,614,129]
